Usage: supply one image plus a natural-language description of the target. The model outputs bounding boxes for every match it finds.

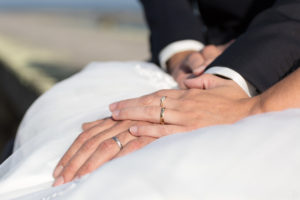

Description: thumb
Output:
[183,52,205,72]
[184,76,206,89]
[184,74,230,89]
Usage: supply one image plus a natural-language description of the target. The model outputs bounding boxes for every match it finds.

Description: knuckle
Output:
[188,52,200,60]
[155,90,166,96]
[58,157,69,167]
[76,132,89,144]
[141,95,155,106]
[81,123,90,130]
[129,140,142,151]
[62,164,77,180]
[100,140,114,153]
[81,143,91,153]
[118,109,128,118]
[81,139,97,153]
[77,127,97,141]
[79,162,94,175]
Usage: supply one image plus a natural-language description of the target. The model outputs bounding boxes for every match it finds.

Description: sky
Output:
[0,0,141,10]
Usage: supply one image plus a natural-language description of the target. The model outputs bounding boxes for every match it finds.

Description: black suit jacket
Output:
[140,0,300,93]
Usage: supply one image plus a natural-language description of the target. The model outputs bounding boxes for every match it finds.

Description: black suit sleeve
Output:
[208,0,300,93]
[139,0,205,64]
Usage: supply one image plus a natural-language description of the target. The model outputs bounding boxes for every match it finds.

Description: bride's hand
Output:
[52,118,155,186]
[110,75,258,138]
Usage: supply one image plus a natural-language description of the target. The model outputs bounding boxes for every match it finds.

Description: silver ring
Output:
[112,136,123,150]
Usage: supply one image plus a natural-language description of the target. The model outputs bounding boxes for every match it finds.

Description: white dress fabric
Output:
[0,62,299,200]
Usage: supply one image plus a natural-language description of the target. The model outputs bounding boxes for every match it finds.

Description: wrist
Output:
[205,67,257,97]
[248,96,264,116]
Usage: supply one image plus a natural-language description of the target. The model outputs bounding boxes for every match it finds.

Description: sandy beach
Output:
[0,10,149,76]
[0,9,150,158]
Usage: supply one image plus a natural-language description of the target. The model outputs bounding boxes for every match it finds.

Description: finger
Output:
[154,89,187,99]
[53,130,136,186]
[201,58,214,68]
[184,76,206,89]
[110,90,187,111]
[74,131,136,179]
[201,45,222,61]
[110,96,180,112]
[175,71,191,89]
[217,39,235,51]
[184,52,205,71]
[53,135,104,186]
[192,46,222,76]
[53,118,119,178]
[114,136,156,158]
[112,106,187,126]
[184,74,232,90]
[82,119,105,131]
[192,65,207,76]
[129,124,190,138]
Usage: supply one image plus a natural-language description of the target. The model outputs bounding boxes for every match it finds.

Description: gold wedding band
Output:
[112,136,123,150]
[160,96,167,108]
[160,107,166,125]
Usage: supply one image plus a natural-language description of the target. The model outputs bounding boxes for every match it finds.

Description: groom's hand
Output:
[168,44,229,88]
[167,50,205,89]
[52,118,155,187]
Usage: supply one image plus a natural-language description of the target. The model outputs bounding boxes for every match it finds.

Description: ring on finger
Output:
[160,107,166,125]
[160,96,167,108]
[112,136,123,150]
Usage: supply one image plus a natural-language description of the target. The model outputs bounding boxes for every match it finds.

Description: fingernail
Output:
[193,66,206,75]
[53,176,64,187]
[112,110,120,118]
[109,103,117,111]
[53,165,63,178]
[129,126,138,135]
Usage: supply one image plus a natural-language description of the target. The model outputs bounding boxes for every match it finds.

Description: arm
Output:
[52,68,300,186]
[252,68,300,114]
[139,0,205,64]
[110,68,300,138]
[208,0,300,93]
[139,0,253,94]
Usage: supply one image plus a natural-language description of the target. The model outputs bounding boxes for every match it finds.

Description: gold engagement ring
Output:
[160,107,166,125]
[160,96,167,108]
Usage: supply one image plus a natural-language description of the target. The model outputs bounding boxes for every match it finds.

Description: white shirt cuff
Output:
[205,66,257,97]
[159,40,204,71]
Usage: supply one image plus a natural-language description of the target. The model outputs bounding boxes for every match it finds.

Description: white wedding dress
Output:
[0,62,299,200]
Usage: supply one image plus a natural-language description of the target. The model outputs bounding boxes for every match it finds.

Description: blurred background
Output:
[0,0,149,163]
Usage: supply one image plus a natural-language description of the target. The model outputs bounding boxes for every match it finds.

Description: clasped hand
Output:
[111,75,253,137]
[52,41,246,186]
[52,74,257,187]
